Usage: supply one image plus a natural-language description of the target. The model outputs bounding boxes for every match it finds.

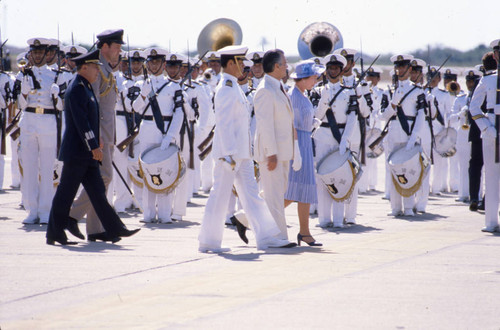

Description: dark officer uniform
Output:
[46,50,139,245]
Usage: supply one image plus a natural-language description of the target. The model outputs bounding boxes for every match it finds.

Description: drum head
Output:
[388,144,429,197]
[434,127,457,157]
[317,150,362,202]
[139,144,186,194]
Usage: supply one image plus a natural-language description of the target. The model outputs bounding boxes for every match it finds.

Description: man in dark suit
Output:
[46,50,139,245]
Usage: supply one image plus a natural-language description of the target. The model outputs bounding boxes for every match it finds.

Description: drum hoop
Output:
[128,166,144,188]
[139,151,186,194]
[392,154,426,197]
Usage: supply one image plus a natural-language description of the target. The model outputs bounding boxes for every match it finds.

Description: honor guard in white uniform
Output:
[377,54,428,217]
[0,61,12,191]
[469,40,500,232]
[315,54,368,227]
[443,68,461,192]
[132,48,185,223]
[358,66,384,193]
[163,53,195,222]
[198,45,292,252]
[183,57,212,195]
[449,69,483,202]
[409,59,435,213]
[112,50,145,212]
[427,66,454,194]
[247,51,265,89]
[60,45,87,88]
[17,38,63,224]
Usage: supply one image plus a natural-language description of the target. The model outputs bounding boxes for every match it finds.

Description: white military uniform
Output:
[378,62,427,216]
[430,83,453,194]
[450,91,471,200]
[132,51,185,223]
[315,79,359,227]
[17,46,63,223]
[198,70,282,251]
[0,71,11,190]
[469,44,500,231]
[113,69,143,211]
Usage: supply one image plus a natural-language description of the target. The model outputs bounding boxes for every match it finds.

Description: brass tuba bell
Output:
[197,18,243,54]
[297,22,343,60]
[446,81,461,96]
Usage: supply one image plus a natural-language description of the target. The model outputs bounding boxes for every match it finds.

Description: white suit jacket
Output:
[212,73,252,161]
[253,74,294,162]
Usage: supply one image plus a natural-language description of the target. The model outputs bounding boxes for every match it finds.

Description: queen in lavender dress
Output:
[284,60,325,247]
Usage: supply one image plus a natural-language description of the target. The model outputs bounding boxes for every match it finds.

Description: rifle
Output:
[52,24,63,155]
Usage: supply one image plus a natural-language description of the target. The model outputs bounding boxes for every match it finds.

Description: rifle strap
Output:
[147,81,170,134]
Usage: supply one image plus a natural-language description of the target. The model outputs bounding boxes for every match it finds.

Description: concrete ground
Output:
[1,150,499,330]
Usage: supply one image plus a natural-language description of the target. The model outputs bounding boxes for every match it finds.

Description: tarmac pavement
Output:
[1,153,500,329]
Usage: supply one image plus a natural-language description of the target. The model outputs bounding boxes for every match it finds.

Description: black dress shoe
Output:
[230,216,248,244]
[478,201,485,211]
[46,237,78,245]
[88,232,121,243]
[117,228,141,237]
[67,217,85,240]
[469,200,479,211]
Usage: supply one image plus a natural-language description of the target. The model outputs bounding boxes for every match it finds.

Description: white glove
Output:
[481,125,497,140]
[339,138,348,155]
[292,140,302,171]
[50,83,60,97]
[355,82,370,96]
[160,135,172,150]
[312,118,322,130]
[405,134,417,150]
[141,80,152,97]
[21,75,32,95]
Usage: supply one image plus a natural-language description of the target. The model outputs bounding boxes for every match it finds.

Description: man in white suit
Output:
[254,49,302,240]
[198,46,295,253]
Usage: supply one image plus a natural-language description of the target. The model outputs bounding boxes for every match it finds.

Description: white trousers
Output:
[456,130,471,199]
[259,160,290,240]
[198,158,281,248]
[10,138,21,187]
[20,114,57,221]
[112,116,133,211]
[482,137,500,229]
[432,153,449,193]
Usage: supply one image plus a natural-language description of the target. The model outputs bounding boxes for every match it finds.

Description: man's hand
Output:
[92,147,103,162]
[267,154,277,171]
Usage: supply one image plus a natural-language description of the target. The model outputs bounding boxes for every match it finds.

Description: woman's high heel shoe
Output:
[297,233,322,246]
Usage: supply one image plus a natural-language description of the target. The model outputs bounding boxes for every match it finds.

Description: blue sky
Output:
[1,0,498,57]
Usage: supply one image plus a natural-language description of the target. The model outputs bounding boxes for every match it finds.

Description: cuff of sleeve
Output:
[85,130,99,150]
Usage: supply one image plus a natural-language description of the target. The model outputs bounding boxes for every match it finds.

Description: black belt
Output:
[143,115,172,121]
[320,122,346,129]
[116,110,128,116]
[391,116,416,121]
[25,107,57,115]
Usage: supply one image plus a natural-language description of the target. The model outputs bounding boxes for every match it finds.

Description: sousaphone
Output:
[197,18,243,54]
[297,22,343,60]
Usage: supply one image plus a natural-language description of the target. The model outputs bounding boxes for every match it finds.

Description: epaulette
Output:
[225,80,233,87]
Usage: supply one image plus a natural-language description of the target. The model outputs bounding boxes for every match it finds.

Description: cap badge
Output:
[314,58,320,64]
[411,60,417,66]
[446,69,451,74]
[341,50,347,56]
[34,39,41,47]
[208,54,217,60]
[397,55,403,61]
[70,47,77,54]
[151,49,157,56]
[133,51,140,58]
[253,53,260,60]
[170,55,177,61]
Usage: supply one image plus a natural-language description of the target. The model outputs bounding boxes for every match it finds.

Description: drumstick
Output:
[112,161,143,213]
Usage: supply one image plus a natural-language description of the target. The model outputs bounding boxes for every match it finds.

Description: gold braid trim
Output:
[99,68,117,98]
[328,160,358,203]
[139,152,186,195]
[392,155,426,197]
[128,167,144,188]
[471,114,486,120]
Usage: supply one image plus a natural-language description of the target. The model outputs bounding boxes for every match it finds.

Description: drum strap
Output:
[434,98,445,126]
[148,82,170,134]
[395,86,419,136]
[324,87,346,144]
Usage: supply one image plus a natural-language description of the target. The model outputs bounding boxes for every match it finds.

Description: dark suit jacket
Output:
[59,74,100,162]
